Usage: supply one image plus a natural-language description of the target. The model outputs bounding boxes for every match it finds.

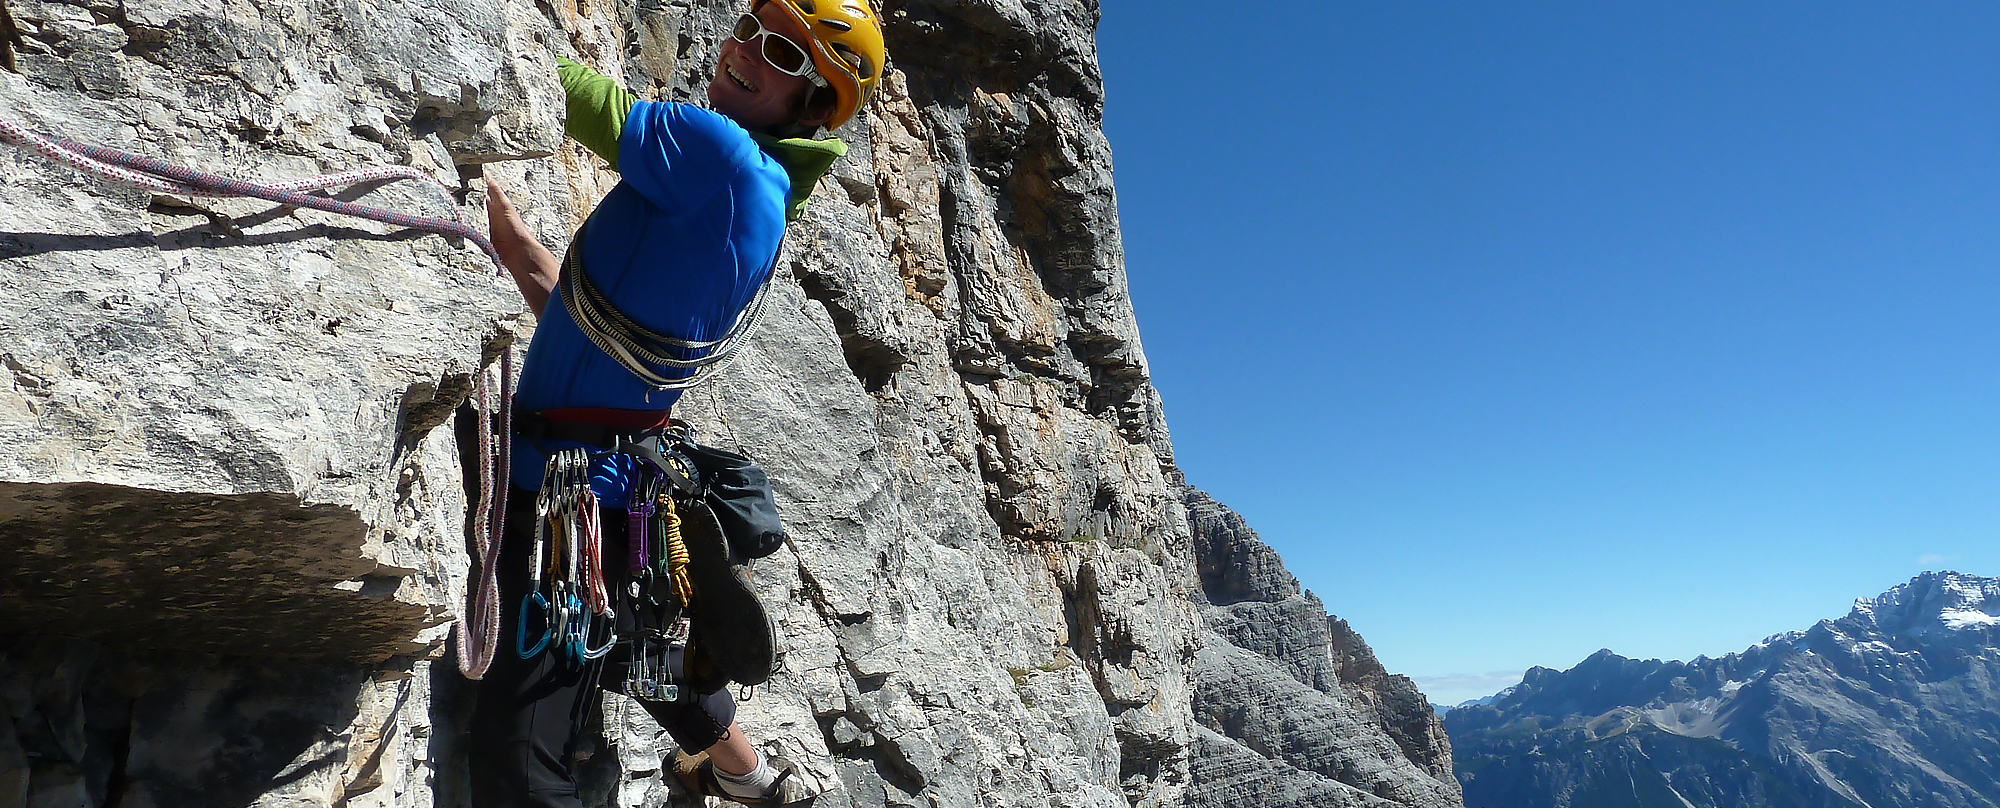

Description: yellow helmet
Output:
[757,0,885,130]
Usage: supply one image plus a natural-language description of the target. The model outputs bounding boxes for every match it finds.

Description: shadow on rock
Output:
[0,637,370,808]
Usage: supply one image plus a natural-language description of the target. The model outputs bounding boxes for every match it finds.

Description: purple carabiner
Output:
[628,497,653,575]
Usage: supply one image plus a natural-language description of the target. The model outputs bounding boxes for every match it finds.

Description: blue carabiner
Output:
[559,591,590,663]
[516,591,552,659]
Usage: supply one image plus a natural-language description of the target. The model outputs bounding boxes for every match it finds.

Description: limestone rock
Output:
[1185,489,1462,808]
[0,0,559,663]
[0,0,1447,806]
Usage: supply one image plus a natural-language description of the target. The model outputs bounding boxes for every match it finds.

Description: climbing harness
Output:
[456,350,514,679]
[504,418,711,704]
[559,224,776,391]
[0,117,501,266]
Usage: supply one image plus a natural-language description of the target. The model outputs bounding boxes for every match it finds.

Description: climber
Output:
[466,2,883,807]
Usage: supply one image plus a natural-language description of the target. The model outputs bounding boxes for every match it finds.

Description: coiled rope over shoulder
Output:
[559,230,776,391]
[0,117,500,266]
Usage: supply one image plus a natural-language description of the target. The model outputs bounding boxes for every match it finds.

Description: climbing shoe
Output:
[674,751,821,807]
[680,498,777,685]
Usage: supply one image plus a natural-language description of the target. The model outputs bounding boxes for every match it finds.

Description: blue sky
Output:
[1096,2,2000,705]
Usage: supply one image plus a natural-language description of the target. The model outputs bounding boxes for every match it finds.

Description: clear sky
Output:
[1096,2,2000,705]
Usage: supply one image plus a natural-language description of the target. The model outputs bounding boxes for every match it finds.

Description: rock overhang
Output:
[0,480,440,662]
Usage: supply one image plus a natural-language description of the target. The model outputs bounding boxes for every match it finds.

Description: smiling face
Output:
[707,2,826,133]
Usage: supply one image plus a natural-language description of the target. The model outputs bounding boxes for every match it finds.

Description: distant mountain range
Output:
[1445,571,2000,808]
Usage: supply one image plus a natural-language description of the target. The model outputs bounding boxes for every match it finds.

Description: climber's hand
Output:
[484,175,560,317]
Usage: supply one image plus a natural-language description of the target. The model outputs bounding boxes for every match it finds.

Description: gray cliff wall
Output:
[0,0,1446,806]
[1185,490,1461,808]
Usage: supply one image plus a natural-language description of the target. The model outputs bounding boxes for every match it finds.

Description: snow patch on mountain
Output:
[1447,572,2000,808]
[1849,571,2000,638]
[1942,609,2000,628]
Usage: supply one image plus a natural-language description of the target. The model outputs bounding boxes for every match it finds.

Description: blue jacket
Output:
[513,101,790,418]
[507,63,844,503]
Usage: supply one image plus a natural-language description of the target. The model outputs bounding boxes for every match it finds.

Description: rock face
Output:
[0,0,547,664]
[1185,490,1462,808]
[1447,572,2000,808]
[0,0,1448,806]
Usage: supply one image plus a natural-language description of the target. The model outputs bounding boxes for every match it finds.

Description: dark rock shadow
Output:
[427,401,489,808]
[0,0,21,73]
[0,481,427,662]
[428,654,476,808]
[0,636,367,808]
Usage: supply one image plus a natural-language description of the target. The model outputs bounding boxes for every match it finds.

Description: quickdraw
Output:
[518,447,618,663]
[512,425,708,702]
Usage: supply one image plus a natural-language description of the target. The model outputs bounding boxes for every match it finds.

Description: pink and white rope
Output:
[0,116,498,264]
[458,348,514,680]
[1,116,450,199]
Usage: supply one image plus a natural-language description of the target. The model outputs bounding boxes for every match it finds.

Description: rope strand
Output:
[660,495,695,609]
[457,351,514,680]
[0,117,499,265]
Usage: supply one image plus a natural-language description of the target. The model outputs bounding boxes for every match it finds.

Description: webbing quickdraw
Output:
[516,449,563,659]
[628,485,655,579]
[577,487,612,615]
[517,447,619,664]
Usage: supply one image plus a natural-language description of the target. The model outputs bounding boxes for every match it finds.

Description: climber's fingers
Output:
[485,175,532,278]
[485,175,522,231]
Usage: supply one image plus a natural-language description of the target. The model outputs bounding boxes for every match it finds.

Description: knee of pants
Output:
[644,687,739,752]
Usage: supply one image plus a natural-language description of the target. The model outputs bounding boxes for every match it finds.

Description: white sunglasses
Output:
[730,14,827,87]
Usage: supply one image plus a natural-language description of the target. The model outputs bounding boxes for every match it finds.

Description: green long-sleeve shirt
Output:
[554,55,845,222]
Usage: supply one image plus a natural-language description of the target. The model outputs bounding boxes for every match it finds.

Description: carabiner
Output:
[516,591,552,658]
[551,582,575,651]
[579,611,617,660]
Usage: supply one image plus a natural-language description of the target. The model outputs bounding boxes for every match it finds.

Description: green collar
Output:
[750,133,848,223]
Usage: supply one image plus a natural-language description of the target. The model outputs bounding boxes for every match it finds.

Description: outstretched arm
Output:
[485,175,560,317]
[558,55,638,169]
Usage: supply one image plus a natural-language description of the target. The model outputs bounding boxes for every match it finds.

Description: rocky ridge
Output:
[0,0,1450,806]
[1446,571,2000,808]
[1185,490,1460,808]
